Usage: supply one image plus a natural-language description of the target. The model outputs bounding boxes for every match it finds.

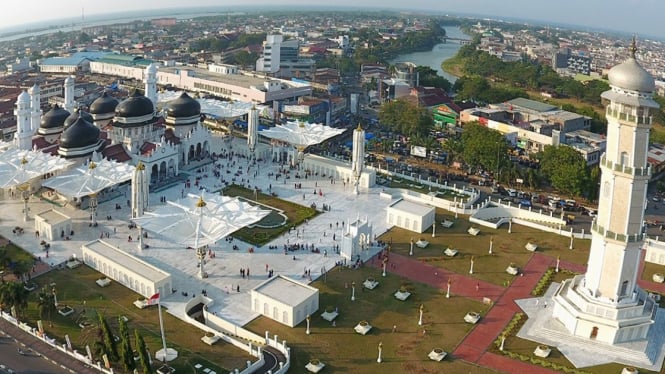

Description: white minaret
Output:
[552,38,660,345]
[144,63,157,106]
[131,162,149,218]
[351,124,365,195]
[14,91,32,150]
[63,75,75,113]
[247,105,258,152]
[28,84,41,134]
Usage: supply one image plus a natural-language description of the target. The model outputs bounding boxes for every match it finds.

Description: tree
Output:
[460,122,510,175]
[118,317,135,371]
[378,99,433,137]
[97,312,118,361]
[232,50,258,69]
[539,145,588,196]
[415,66,452,92]
[0,281,28,321]
[37,286,57,327]
[134,330,153,374]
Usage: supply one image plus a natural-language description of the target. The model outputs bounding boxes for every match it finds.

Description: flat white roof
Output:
[36,209,70,224]
[253,275,318,307]
[388,199,435,216]
[83,240,171,283]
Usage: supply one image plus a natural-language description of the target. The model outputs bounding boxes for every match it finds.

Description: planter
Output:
[428,348,447,361]
[58,306,74,317]
[621,367,638,374]
[464,312,480,324]
[652,273,665,283]
[354,321,372,335]
[363,278,379,290]
[534,345,551,358]
[506,264,519,276]
[306,359,325,373]
[394,289,411,301]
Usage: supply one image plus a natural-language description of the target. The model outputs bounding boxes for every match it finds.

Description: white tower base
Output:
[516,282,665,371]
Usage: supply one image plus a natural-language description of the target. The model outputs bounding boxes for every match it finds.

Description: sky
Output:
[2,0,664,37]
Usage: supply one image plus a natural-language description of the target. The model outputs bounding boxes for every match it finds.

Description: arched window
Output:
[620,280,629,296]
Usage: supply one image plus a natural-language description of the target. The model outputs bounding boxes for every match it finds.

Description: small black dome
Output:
[89,92,119,115]
[59,117,100,149]
[166,92,201,119]
[115,90,154,118]
[64,109,94,129]
[40,104,70,129]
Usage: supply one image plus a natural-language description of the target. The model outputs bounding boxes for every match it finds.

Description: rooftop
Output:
[253,275,318,307]
[388,199,435,216]
[35,209,70,224]
[507,97,558,113]
[84,239,171,283]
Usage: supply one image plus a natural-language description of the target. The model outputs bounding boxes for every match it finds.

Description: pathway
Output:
[369,252,587,374]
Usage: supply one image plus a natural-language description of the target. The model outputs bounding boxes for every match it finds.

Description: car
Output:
[652,196,660,202]
[520,199,532,207]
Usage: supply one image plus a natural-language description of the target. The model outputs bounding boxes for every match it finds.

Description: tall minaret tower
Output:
[131,162,149,218]
[28,84,41,134]
[552,38,660,345]
[144,63,157,106]
[14,91,32,150]
[63,75,75,113]
[247,105,258,153]
[351,124,365,195]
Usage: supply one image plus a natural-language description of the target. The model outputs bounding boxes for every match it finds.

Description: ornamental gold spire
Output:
[630,35,637,58]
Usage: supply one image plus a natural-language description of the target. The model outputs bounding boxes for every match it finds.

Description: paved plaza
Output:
[2,136,390,327]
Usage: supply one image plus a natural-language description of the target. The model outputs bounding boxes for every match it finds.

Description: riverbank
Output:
[441,52,465,80]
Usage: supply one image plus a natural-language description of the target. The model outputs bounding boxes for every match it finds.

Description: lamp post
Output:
[469,256,474,274]
[305,314,311,335]
[432,223,436,238]
[351,281,356,301]
[377,342,383,363]
[446,279,451,298]
[556,255,560,273]
[500,335,506,351]
[489,236,493,255]
[409,238,414,256]
[382,258,387,277]
[418,304,424,326]
[569,227,574,250]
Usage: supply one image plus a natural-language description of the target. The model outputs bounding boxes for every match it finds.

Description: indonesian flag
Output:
[148,293,160,305]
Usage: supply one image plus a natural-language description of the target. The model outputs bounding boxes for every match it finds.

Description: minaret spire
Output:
[630,35,637,58]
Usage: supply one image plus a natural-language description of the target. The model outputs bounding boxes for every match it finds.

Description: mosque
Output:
[13,64,211,186]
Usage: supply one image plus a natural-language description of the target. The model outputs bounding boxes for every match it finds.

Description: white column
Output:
[64,76,75,113]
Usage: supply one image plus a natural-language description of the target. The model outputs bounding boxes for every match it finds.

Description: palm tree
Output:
[0,281,29,321]
[37,286,57,327]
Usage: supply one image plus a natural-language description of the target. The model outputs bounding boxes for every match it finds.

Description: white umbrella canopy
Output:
[259,120,345,148]
[131,192,270,249]
[157,90,267,119]
[41,157,135,199]
[0,148,74,189]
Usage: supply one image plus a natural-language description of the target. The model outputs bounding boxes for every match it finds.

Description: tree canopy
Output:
[460,122,510,175]
[539,145,588,196]
[378,99,433,137]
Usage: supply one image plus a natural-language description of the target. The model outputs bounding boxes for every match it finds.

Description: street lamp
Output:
[351,281,356,301]
[377,342,383,363]
[418,304,424,326]
[305,314,311,335]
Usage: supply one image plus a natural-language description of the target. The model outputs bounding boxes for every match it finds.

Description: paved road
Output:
[0,319,98,374]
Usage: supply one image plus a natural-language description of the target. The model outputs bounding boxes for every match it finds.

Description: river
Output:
[390,26,466,82]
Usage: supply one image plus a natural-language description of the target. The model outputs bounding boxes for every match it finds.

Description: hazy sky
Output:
[3,0,664,37]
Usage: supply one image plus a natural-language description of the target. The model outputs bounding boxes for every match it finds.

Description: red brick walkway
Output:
[369,252,587,374]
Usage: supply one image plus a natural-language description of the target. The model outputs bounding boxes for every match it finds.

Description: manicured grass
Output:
[223,185,318,246]
[0,236,35,279]
[245,265,496,374]
[378,211,591,287]
[18,266,250,374]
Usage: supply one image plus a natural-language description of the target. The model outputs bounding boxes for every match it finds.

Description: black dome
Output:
[64,109,94,129]
[40,104,70,129]
[89,92,119,115]
[115,90,154,118]
[166,92,201,118]
[59,117,100,149]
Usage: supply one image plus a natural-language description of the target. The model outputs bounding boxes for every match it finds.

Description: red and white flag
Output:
[148,293,160,305]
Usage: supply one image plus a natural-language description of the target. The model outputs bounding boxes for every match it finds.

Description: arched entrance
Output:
[151,164,159,184]
[159,161,167,180]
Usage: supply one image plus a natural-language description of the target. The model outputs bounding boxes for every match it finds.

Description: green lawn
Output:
[378,211,591,287]
[223,184,318,246]
[0,237,35,280]
[245,265,497,374]
[17,266,250,374]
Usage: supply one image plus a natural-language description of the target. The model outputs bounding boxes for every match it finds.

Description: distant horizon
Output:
[0,2,662,40]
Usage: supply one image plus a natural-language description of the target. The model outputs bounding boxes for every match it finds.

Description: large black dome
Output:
[40,104,70,129]
[59,117,100,149]
[115,90,154,118]
[64,109,94,129]
[89,92,119,115]
[166,92,201,119]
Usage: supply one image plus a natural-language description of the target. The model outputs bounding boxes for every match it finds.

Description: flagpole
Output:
[157,299,168,362]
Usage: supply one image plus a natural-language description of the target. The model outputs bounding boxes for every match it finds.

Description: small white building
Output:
[250,275,319,328]
[81,239,172,298]
[301,154,376,189]
[34,209,72,241]
[340,217,373,261]
[386,199,435,233]
[644,238,665,265]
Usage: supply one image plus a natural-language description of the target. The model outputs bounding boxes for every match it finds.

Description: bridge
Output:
[441,37,472,45]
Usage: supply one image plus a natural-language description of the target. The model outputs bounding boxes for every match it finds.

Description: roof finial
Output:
[630,35,637,58]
